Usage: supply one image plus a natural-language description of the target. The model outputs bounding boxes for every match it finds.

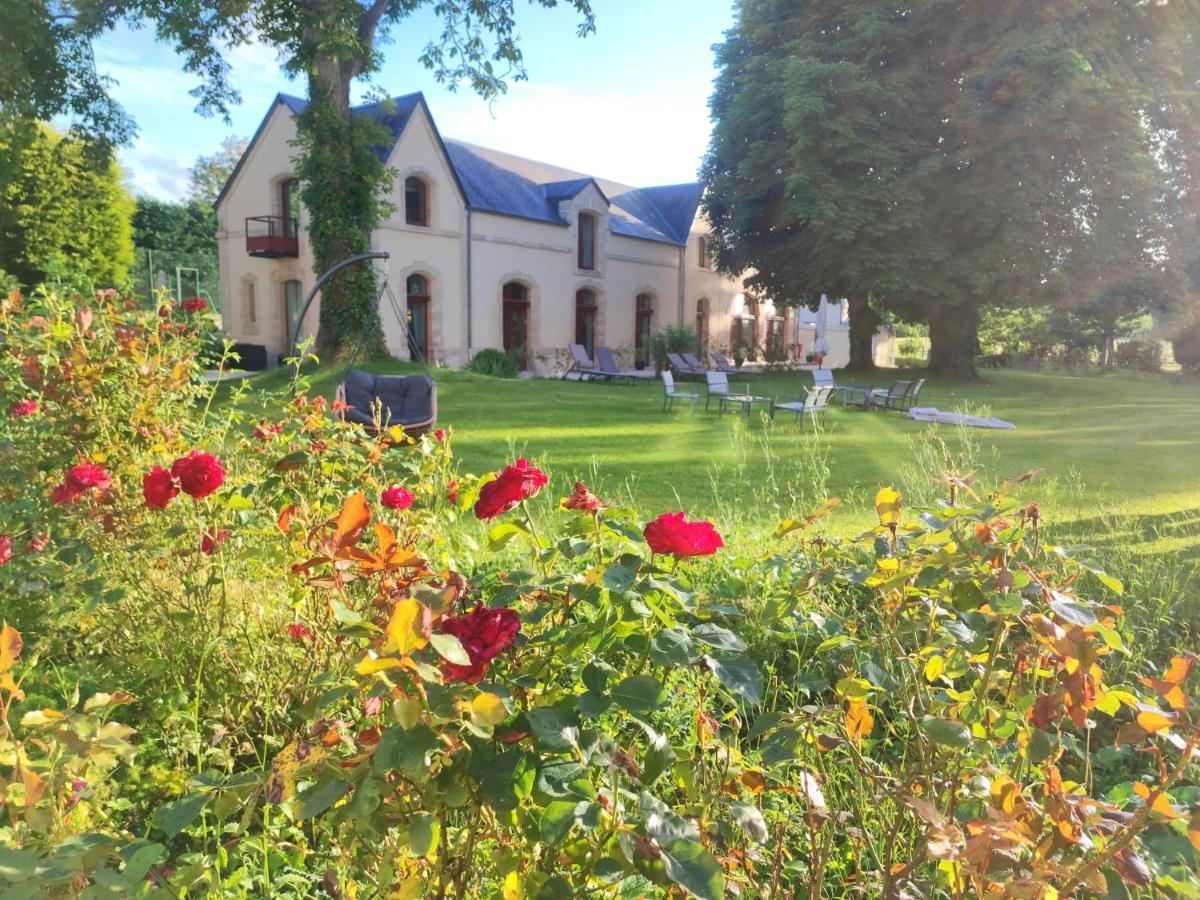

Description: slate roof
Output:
[219,92,702,247]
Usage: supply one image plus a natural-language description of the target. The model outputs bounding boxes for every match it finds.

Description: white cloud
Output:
[433,82,712,186]
[119,139,191,201]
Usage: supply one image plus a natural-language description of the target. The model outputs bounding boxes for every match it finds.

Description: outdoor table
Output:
[718,392,771,416]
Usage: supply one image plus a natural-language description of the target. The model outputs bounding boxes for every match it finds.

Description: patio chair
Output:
[595,346,654,384]
[900,379,926,412]
[710,350,763,375]
[812,369,835,389]
[845,379,912,411]
[563,343,604,380]
[770,385,835,430]
[681,352,709,373]
[705,371,768,416]
[667,352,706,377]
[337,369,437,435]
[661,370,700,412]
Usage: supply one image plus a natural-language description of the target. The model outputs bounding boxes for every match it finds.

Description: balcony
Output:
[245,215,298,258]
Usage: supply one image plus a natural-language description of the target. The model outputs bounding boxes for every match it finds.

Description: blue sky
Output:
[93,1,736,200]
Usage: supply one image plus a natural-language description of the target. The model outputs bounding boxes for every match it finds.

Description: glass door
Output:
[284,279,302,356]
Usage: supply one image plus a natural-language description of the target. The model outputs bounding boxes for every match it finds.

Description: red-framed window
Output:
[575,288,597,355]
[405,176,429,226]
[502,282,529,368]
[634,293,654,365]
[578,213,596,270]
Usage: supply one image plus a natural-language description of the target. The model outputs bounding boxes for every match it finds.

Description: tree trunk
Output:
[844,294,880,372]
[927,304,980,379]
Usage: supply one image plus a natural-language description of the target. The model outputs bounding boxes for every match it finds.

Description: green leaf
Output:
[297,776,349,820]
[153,793,208,839]
[660,839,724,900]
[730,803,768,844]
[649,627,699,666]
[373,724,439,781]
[705,654,763,706]
[760,728,802,767]
[603,564,637,592]
[639,725,677,787]
[692,623,747,652]
[0,846,41,883]
[539,800,577,845]
[920,717,972,750]
[528,702,581,752]
[488,521,525,550]
[639,792,700,844]
[409,814,439,858]
[430,632,471,666]
[582,661,615,694]
[612,675,666,716]
[1049,595,1096,627]
[118,841,163,885]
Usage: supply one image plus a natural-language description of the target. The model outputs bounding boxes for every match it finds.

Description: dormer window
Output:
[578,212,596,270]
[697,235,710,269]
[405,176,429,227]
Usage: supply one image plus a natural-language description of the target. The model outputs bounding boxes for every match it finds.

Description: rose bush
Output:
[0,287,1195,897]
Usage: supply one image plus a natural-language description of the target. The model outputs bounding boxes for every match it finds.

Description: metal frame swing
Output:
[290,251,438,436]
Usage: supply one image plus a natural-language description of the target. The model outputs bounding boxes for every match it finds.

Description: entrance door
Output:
[406,274,431,362]
[283,279,303,356]
[502,282,529,368]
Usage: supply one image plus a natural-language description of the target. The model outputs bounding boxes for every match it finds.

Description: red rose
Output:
[447,481,459,505]
[439,605,521,684]
[564,481,603,512]
[182,297,207,313]
[643,512,724,559]
[171,451,225,499]
[158,303,172,317]
[201,529,231,556]
[287,623,314,642]
[0,535,11,566]
[143,466,178,509]
[53,464,111,505]
[12,399,37,418]
[381,485,415,510]
[434,428,446,442]
[25,535,48,554]
[474,458,548,521]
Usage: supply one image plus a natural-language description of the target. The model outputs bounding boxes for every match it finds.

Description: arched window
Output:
[634,293,654,365]
[695,298,709,353]
[405,274,431,361]
[502,281,529,368]
[405,176,429,227]
[730,296,758,359]
[578,213,596,270]
[697,235,710,269]
[242,278,257,327]
[575,289,597,356]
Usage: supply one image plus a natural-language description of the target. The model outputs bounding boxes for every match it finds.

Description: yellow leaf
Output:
[845,698,874,743]
[924,655,945,683]
[876,487,902,526]
[387,877,423,900]
[1136,708,1174,734]
[1133,782,1180,819]
[470,692,507,728]
[502,871,521,900]
[386,599,430,656]
[356,656,403,675]
[0,623,22,674]
[393,697,422,729]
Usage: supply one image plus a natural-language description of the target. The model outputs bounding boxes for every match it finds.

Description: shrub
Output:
[467,347,518,378]
[0,288,1196,897]
[1114,338,1163,373]
[649,323,698,373]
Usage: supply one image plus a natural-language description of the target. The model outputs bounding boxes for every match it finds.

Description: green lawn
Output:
[222,363,1200,559]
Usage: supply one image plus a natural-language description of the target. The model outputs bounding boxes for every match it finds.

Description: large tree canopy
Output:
[9,1,595,356]
[703,0,1199,378]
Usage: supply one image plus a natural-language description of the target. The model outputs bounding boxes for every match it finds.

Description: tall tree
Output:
[15,1,595,358]
[703,0,1198,379]
[0,121,134,288]
[188,135,248,206]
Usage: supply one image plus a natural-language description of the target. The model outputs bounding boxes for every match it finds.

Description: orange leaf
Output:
[333,493,371,548]
[845,698,874,743]
[0,624,22,674]
[1188,808,1200,852]
[277,503,299,533]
